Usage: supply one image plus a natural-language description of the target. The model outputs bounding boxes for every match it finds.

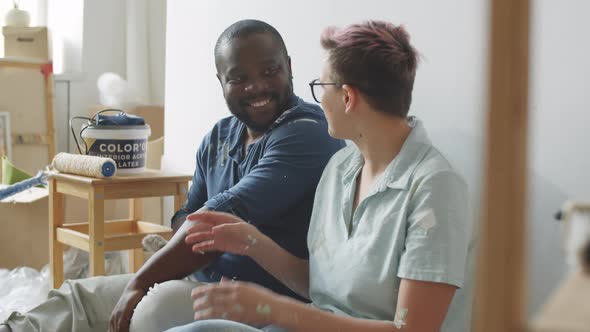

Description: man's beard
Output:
[229,82,294,132]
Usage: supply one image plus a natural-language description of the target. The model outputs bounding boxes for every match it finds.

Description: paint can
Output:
[73,110,151,175]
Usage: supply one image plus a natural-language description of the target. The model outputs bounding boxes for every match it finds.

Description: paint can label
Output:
[84,138,147,170]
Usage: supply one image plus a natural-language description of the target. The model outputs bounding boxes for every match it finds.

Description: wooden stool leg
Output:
[129,197,145,271]
[174,182,188,214]
[49,178,65,289]
[129,248,144,272]
[129,197,143,221]
[89,187,105,276]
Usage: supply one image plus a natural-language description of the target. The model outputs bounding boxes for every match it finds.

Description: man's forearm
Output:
[130,210,219,290]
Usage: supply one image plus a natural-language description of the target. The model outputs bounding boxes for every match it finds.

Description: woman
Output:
[170,20,472,332]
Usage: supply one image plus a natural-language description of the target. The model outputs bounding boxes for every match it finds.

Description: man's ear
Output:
[287,56,293,78]
[341,84,358,114]
[216,73,227,97]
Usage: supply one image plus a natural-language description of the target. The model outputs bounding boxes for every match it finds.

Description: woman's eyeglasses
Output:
[308,79,340,103]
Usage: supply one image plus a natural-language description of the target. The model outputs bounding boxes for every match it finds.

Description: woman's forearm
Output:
[271,296,400,332]
[248,233,310,299]
[271,278,457,332]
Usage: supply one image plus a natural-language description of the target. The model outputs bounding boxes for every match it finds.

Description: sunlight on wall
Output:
[47,0,83,73]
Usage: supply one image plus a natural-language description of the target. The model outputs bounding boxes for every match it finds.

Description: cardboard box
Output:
[2,27,51,61]
[130,105,164,140]
[0,186,49,270]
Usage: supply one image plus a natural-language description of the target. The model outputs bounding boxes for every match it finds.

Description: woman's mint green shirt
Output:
[308,117,474,332]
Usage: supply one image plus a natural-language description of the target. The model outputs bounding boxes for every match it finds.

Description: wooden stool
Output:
[49,169,192,288]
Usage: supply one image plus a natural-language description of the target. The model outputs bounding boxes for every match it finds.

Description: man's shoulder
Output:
[291,98,325,118]
[212,115,239,130]
[267,98,337,140]
[272,98,327,127]
[206,116,241,140]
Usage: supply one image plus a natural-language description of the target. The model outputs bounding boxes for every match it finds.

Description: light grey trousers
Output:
[2,274,198,332]
[165,320,289,332]
[2,275,289,332]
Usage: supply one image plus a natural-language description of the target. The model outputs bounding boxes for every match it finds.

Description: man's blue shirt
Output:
[172,96,345,300]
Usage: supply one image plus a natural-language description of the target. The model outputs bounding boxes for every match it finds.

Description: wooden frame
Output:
[0,60,55,160]
[473,0,531,331]
[0,111,11,159]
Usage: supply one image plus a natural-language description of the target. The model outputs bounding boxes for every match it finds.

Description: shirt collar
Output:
[341,116,432,191]
[228,95,302,156]
[267,95,302,129]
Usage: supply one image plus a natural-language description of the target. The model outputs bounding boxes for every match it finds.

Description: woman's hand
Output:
[184,211,262,256]
[191,280,280,326]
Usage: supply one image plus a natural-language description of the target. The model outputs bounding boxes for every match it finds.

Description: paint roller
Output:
[51,152,117,178]
[0,153,116,201]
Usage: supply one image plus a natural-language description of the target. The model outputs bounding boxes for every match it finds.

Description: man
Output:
[0,19,344,332]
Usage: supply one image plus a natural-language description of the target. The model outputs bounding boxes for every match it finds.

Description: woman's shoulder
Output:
[411,145,467,190]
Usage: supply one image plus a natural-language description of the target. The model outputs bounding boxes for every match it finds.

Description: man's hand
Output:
[108,285,146,332]
[184,211,262,256]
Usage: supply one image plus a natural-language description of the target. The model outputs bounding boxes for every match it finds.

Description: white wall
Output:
[165,0,590,318]
[164,0,488,300]
[52,0,167,154]
[164,0,488,175]
[53,0,127,154]
[47,0,84,74]
[147,0,167,105]
[76,0,167,107]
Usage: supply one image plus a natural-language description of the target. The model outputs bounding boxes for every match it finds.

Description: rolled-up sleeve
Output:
[204,119,342,226]
[397,170,470,288]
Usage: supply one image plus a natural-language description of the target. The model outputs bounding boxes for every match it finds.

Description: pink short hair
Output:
[320,21,419,117]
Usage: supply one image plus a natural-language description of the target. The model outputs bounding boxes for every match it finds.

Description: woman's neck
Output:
[351,115,412,178]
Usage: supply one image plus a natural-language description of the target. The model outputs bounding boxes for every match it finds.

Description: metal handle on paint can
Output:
[69,109,125,155]
[69,116,92,154]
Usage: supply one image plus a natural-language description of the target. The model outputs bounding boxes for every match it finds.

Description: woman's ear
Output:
[341,84,358,114]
